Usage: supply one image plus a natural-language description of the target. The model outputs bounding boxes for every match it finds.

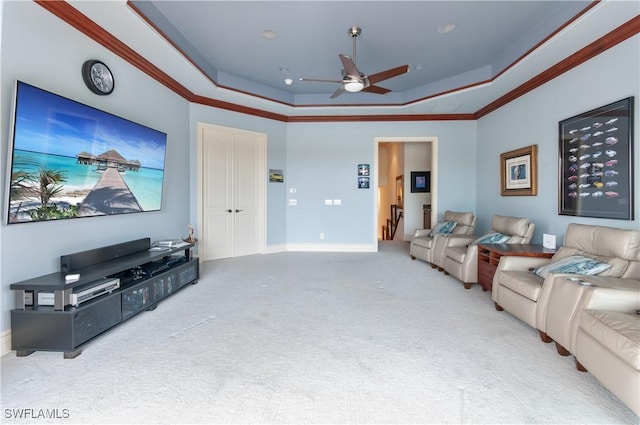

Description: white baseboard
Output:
[286,243,377,252]
[265,244,287,254]
[1,329,12,357]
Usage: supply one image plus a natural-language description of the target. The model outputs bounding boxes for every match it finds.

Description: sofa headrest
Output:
[491,215,533,239]
[564,223,640,261]
[444,211,475,226]
[444,210,476,236]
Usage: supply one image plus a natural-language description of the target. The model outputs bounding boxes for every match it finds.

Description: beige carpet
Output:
[1,241,637,424]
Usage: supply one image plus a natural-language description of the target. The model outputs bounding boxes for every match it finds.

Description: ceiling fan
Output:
[299,27,410,98]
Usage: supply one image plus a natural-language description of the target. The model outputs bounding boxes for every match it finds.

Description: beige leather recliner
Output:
[409,210,476,267]
[493,223,640,347]
[442,215,535,289]
[574,306,640,416]
[537,225,640,355]
[492,223,640,416]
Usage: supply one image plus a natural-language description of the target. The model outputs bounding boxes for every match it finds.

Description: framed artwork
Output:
[410,171,430,193]
[358,177,370,189]
[358,164,370,176]
[500,145,538,196]
[269,169,284,183]
[395,175,403,207]
[558,97,634,220]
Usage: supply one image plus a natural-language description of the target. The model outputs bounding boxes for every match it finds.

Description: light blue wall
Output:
[286,121,477,246]
[0,2,191,332]
[476,36,640,244]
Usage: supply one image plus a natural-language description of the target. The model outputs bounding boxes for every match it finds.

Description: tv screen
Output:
[5,81,167,224]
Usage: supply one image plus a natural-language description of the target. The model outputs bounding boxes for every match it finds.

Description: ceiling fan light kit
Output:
[299,26,409,98]
[344,80,365,92]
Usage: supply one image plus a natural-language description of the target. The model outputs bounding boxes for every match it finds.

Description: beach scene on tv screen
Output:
[7,82,167,224]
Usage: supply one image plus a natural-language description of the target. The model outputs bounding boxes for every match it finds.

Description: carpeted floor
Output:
[1,241,638,424]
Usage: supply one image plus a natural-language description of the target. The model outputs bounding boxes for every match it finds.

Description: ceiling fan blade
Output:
[339,54,361,79]
[299,77,343,84]
[362,85,391,95]
[366,64,410,85]
[330,85,346,99]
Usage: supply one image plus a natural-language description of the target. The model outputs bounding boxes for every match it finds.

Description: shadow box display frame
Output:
[558,97,634,220]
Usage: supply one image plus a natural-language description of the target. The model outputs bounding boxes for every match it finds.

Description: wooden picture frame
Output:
[501,145,538,196]
[558,97,634,220]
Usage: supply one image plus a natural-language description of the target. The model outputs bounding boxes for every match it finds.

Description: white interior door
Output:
[233,134,261,257]
[199,124,266,261]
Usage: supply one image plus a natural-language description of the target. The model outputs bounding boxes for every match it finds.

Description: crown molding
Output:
[35,1,638,123]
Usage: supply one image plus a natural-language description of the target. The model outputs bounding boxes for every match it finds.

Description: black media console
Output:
[10,238,199,358]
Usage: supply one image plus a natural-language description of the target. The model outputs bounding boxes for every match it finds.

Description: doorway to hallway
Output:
[375,137,438,244]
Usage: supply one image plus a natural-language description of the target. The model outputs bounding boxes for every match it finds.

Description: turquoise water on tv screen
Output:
[12,150,164,211]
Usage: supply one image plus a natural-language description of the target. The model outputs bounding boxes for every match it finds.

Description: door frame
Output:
[374,136,438,245]
[197,122,267,260]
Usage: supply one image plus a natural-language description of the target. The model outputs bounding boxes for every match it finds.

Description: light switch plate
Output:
[324,199,333,205]
[288,199,297,206]
[333,199,342,205]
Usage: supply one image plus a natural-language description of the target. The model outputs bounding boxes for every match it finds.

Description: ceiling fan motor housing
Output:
[348,26,361,38]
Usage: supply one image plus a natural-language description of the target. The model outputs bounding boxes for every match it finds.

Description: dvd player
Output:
[70,278,120,307]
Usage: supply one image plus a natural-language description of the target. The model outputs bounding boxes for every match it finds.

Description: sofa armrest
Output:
[569,276,640,291]
[442,234,476,248]
[413,228,431,238]
[495,256,551,272]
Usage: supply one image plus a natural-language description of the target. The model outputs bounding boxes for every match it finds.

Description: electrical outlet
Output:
[320,233,325,240]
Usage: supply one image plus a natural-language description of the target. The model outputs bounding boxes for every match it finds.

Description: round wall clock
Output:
[82,60,114,95]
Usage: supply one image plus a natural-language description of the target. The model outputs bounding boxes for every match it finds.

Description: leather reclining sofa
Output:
[492,223,640,416]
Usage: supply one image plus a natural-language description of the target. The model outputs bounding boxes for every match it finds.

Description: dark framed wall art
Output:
[558,97,634,220]
[410,171,431,193]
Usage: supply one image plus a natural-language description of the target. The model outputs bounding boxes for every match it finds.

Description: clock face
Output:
[82,60,114,95]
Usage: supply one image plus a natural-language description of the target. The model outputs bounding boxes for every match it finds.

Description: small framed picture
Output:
[358,164,370,176]
[500,145,538,196]
[269,169,284,183]
[410,171,430,193]
[358,177,370,189]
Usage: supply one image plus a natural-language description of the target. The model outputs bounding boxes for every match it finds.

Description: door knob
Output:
[235,209,243,213]
[226,209,233,213]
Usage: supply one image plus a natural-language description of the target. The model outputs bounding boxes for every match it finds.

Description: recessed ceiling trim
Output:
[34,1,639,123]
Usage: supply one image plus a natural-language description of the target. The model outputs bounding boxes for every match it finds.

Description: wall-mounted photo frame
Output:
[358,177,370,189]
[500,145,538,196]
[269,169,284,183]
[558,97,634,220]
[395,175,403,207]
[410,171,430,193]
[358,164,370,176]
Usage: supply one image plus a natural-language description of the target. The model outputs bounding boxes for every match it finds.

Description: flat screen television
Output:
[5,80,167,224]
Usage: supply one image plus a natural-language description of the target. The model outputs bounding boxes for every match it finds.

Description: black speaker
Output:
[60,238,151,272]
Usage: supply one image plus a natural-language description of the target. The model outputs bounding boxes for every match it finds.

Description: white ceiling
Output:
[71,1,638,115]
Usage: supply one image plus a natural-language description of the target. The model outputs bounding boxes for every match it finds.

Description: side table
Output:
[477,243,555,292]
